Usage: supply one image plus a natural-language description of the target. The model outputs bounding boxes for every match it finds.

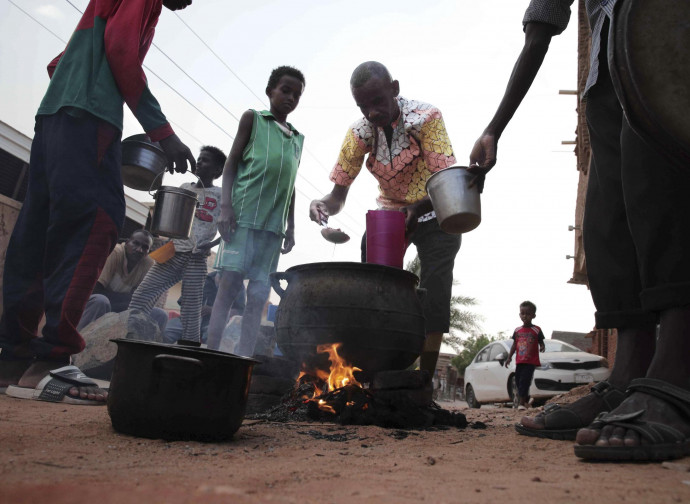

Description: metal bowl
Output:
[426,166,481,234]
[121,134,167,191]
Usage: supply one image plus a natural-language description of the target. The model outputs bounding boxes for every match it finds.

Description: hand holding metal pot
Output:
[468,131,498,193]
[159,133,197,175]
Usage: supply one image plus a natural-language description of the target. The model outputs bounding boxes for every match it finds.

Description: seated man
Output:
[77,230,167,331]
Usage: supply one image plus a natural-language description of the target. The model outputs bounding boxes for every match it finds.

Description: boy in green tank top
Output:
[206,66,305,357]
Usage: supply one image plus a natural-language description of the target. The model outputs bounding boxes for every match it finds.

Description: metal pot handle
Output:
[269,271,290,298]
[148,172,206,204]
[152,354,205,380]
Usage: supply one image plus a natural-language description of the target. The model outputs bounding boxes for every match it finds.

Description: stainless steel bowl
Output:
[121,134,167,191]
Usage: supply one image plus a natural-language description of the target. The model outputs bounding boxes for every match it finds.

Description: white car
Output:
[463,339,610,408]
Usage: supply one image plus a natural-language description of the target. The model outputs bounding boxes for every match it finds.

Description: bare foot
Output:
[17,361,107,402]
[576,390,690,447]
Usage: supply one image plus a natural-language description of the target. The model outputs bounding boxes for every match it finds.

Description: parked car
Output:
[463,339,610,408]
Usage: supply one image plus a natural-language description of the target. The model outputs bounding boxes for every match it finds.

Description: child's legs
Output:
[235,280,271,357]
[179,254,208,342]
[515,364,535,402]
[129,255,187,315]
[233,228,282,357]
[207,270,244,350]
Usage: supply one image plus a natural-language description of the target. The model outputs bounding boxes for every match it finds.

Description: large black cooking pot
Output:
[107,339,258,441]
[271,262,426,380]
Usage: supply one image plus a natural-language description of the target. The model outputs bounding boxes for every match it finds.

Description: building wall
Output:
[0,194,21,318]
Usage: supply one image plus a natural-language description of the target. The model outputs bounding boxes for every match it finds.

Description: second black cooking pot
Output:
[271,262,426,380]
[107,339,258,441]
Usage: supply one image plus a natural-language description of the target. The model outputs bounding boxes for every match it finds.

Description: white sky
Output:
[0,0,596,345]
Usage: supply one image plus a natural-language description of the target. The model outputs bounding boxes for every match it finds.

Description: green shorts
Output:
[214,227,282,284]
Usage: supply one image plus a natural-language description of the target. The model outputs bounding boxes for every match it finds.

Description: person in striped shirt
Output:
[205,66,305,358]
[128,146,225,346]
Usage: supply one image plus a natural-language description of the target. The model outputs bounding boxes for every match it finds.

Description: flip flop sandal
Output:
[515,381,625,440]
[574,378,690,462]
[5,365,107,406]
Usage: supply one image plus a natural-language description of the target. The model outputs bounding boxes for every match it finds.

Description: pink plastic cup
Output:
[366,210,408,268]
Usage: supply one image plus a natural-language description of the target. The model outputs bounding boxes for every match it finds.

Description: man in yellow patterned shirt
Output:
[309,61,461,377]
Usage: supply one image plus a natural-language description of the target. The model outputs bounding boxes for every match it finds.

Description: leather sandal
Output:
[515,381,625,440]
[574,378,690,462]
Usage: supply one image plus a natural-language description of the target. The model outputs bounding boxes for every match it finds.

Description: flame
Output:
[294,343,363,413]
[316,343,362,392]
[318,399,336,414]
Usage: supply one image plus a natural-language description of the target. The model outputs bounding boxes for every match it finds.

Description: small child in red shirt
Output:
[505,301,546,410]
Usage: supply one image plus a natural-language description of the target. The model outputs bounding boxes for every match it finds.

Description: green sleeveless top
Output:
[233,110,304,236]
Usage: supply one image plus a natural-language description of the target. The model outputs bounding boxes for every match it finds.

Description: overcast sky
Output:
[0,0,596,344]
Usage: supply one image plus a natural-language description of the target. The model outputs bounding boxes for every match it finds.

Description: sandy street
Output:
[1,394,690,504]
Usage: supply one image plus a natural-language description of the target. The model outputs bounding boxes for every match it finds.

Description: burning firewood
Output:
[251,343,467,430]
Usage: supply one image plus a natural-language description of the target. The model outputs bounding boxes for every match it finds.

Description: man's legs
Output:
[412,219,461,374]
[76,295,112,331]
[569,58,658,389]
[519,48,657,436]
[576,97,690,453]
[0,111,122,400]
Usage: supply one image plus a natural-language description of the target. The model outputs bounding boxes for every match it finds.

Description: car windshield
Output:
[544,340,580,353]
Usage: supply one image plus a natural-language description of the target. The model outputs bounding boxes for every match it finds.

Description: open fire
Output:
[259,342,467,430]
[296,343,363,413]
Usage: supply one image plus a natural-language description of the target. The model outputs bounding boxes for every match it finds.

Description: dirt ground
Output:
[1,393,690,504]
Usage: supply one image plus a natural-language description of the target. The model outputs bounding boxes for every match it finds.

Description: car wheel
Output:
[466,384,480,409]
[509,375,519,409]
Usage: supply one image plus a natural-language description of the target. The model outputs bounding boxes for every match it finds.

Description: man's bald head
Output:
[350,61,393,89]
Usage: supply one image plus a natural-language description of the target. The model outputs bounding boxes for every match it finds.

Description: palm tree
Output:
[405,254,483,352]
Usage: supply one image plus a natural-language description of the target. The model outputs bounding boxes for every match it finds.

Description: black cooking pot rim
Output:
[110,338,260,364]
[284,261,419,282]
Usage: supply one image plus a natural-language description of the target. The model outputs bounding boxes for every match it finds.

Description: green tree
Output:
[450,333,503,376]
[405,255,483,352]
